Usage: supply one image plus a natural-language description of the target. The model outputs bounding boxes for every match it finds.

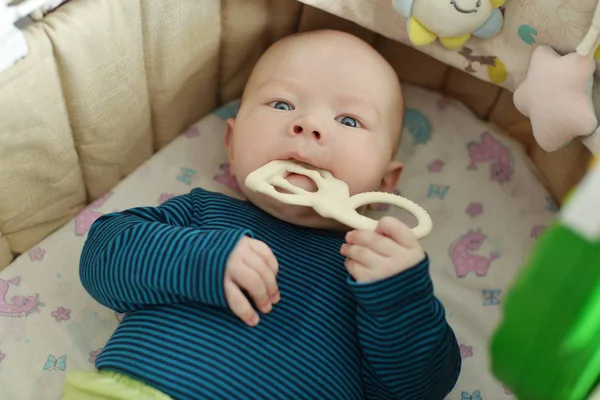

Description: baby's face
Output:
[225,31,403,229]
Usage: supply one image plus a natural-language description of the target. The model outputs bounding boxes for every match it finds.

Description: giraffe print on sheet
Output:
[467,132,513,183]
[0,276,44,317]
[450,229,500,277]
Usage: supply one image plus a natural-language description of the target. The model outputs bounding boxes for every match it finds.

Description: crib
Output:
[0,0,598,399]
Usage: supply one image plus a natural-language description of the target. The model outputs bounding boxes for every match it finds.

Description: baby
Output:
[63,30,461,400]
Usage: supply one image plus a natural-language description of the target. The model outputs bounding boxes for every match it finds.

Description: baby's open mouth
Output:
[276,159,319,193]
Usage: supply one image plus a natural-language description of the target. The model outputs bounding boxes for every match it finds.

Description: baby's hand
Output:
[225,236,280,327]
[340,217,425,283]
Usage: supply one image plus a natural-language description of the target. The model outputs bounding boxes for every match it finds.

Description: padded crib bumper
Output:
[0,0,592,270]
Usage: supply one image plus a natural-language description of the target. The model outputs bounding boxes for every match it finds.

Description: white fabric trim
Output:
[561,162,600,241]
[0,0,67,74]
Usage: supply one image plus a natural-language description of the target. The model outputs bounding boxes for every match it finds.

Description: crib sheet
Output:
[0,84,557,400]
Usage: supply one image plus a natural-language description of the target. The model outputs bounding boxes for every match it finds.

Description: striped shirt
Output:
[80,188,461,400]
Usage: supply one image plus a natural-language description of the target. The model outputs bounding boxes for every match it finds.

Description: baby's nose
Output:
[293,124,321,140]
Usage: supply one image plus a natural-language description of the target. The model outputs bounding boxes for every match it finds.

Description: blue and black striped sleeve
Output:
[79,193,252,313]
[350,256,461,400]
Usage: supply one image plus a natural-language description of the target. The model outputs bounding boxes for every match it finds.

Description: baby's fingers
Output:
[225,280,259,327]
[376,216,419,248]
[233,264,271,314]
[345,230,397,256]
[340,244,383,268]
[249,239,279,275]
[248,261,280,305]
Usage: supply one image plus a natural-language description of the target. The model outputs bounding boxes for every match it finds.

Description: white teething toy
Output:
[245,160,433,239]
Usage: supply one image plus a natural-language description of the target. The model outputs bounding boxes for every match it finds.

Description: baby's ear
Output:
[224,118,236,163]
[380,160,403,193]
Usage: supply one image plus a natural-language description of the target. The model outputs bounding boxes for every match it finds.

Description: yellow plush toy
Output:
[392,0,506,50]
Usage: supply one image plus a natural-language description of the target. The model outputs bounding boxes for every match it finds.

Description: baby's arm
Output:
[341,217,461,399]
[79,193,250,313]
[350,258,461,400]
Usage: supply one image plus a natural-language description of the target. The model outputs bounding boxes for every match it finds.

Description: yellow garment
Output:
[62,370,173,400]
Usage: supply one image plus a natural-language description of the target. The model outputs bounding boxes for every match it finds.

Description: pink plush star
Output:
[514,45,597,152]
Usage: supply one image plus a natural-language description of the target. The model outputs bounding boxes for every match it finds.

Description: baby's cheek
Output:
[342,167,384,195]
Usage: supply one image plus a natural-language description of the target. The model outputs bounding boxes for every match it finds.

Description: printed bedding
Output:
[0,84,557,400]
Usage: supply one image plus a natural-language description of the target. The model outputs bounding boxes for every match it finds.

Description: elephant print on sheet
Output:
[467,132,513,183]
[215,163,242,194]
[403,108,432,145]
[0,276,44,317]
[450,229,500,277]
[75,191,113,236]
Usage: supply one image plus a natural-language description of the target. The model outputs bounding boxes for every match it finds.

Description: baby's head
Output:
[225,30,404,229]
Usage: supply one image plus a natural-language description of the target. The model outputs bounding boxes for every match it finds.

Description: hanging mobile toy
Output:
[391,0,506,50]
[512,1,600,154]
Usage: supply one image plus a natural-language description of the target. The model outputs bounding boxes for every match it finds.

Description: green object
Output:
[61,370,173,400]
[491,162,600,400]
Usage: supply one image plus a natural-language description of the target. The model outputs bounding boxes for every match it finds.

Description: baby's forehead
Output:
[253,42,397,96]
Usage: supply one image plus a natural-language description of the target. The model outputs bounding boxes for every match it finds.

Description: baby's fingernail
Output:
[263,302,272,313]
[271,291,280,304]
[250,314,260,326]
[340,244,347,253]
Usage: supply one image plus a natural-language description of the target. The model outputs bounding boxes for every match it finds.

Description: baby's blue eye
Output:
[270,101,294,111]
[337,116,361,128]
